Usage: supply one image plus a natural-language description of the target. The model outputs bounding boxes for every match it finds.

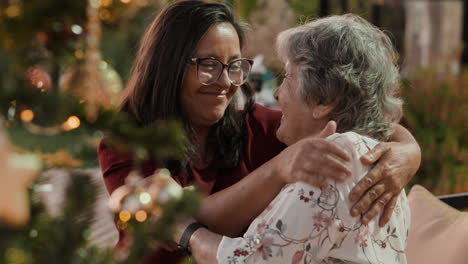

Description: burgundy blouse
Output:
[98,104,286,263]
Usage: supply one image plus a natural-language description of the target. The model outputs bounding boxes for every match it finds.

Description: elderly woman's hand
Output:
[348,138,421,227]
[274,121,352,188]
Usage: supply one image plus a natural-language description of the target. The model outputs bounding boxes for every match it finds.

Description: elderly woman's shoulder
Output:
[326,132,379,158]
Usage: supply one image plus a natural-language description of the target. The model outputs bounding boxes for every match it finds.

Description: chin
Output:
[203,111,226,125]
[276,129,288,146]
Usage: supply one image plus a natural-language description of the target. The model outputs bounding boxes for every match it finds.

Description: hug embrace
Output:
[98,0,421,263]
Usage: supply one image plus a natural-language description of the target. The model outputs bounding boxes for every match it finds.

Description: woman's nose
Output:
[273,85,280,101]
[216,68,231,89]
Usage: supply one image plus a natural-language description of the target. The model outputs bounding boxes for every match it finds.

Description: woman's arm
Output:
[187,132,410,264]
[349,123,421,226]
[188,228,222,264]
[197,122,351,236]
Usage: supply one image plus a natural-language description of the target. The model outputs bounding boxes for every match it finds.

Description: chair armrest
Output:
[437,192,468,210]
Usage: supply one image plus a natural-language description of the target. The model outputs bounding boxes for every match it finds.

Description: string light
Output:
[29,229,38,238]
[20,109,34,123]
[35,32,48,44]
[63,116,80,131]
[99,9,111,21]
[120,0,131,4]
[74,50,84,59]
[119,210,131,222]
[71,25,83,35]
[139,192,151,204]
[135,210,147,222]
[101,0,113,7]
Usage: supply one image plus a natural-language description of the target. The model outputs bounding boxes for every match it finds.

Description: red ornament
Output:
[25,66,52,92]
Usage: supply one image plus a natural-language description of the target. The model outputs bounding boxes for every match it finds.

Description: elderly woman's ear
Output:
[312,103,336,119]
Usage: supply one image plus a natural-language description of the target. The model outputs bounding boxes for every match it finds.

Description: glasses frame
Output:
[190,57,254,86]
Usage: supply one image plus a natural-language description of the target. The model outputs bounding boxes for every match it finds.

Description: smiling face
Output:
[274,63,330,146]
[181,23,241,131]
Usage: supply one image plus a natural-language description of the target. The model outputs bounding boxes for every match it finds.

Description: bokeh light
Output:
[5,5,21,18]
[139,192,151,204]
[119,210,131,222]
[20,109,34,123]
[99,9,111,21]
[63,116,80,131]
[101,0,113,7]
[74,50,84,59]
[135,210,147,222]
[71,24,83,35]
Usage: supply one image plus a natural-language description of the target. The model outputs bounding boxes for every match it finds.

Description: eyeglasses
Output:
[190,57,253,86]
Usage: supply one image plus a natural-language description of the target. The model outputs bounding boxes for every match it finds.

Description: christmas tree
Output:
[0,0,199,262]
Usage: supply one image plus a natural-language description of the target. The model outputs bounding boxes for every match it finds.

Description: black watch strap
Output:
[178,222,207,256]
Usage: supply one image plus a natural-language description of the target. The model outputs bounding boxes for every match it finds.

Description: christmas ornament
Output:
[59,61,123,108]
[0,125,41,227]
[83,0,112,122]
[25,66,52,92]
[59,0,124,123]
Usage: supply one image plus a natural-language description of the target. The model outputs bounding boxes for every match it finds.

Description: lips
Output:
[199,89,228,97]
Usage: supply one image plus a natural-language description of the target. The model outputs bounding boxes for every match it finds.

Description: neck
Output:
[311,119,332,138]
[190,125,212,169]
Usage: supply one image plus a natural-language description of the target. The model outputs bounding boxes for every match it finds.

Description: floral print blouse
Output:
[216,132,410,264]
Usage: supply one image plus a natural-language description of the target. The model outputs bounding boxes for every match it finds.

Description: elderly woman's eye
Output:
[276,72,286,84]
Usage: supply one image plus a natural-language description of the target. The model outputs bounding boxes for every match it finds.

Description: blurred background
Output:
[0,0,467,262]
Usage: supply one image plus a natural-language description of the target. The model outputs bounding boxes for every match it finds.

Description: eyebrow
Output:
[195,53,241,61]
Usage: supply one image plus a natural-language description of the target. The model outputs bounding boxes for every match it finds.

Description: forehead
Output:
[193,23,241,59]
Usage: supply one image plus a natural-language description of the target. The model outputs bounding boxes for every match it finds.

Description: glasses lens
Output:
[228,60,251,86]
[197,59,222,85]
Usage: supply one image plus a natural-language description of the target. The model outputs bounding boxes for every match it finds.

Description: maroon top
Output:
[98,104,286,263]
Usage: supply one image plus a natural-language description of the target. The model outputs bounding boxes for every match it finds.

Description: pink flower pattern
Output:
[219,133,410,264]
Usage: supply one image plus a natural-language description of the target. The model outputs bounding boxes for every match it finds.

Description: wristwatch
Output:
[178,221,207,256]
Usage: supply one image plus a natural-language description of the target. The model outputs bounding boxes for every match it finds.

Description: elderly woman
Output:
[179,14,410,264]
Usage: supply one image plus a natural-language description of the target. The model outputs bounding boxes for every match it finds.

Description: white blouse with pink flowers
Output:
[216,132,410,264]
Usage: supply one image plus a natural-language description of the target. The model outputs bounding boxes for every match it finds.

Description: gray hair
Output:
[276,14,403,141]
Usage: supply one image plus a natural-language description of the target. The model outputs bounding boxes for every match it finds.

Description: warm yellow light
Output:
[36,32,48,44]
[99,9,111,21]
[120,0,131,4]
[135,210,147,222]
[20,110,34,123]
[64,116,80,131]
[101,0,113,7]
[6,5,21,18]
[119,210,131,222]
[74,50,84,59]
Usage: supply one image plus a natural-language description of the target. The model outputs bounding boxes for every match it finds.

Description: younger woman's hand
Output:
[273,121,352,188]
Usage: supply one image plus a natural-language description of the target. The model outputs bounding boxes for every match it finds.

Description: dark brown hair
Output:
[119,0,254,168]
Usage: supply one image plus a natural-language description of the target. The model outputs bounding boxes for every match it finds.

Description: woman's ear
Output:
[312,103,335,119]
